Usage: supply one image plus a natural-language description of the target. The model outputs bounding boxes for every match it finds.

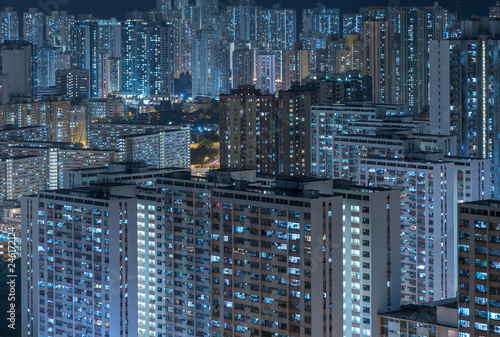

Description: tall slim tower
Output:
[220,85,277,174]
[362,7,394,105]
[192,28,219,98]
[231,48,254,89]
[33,45,59,88]
[0,7,19,42]
[172,18,193,78]
[278,84,315,176]
[121,19,149,95]
[23,8,45,46]
[397,4,451,115]
[255,53,276,94]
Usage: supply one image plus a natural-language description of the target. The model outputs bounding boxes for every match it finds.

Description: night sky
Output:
[0,0,495,20]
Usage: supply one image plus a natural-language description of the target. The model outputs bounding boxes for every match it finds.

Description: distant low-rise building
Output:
[118,129,190,169]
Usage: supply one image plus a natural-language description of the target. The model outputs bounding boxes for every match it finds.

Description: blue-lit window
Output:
[475,297,487,305]
[459,320,470,328]
[474,221,487,229]
[475,272,487,280]
[459,307,470,316]
[491,326,500,333]
[476,310,487,318]
[475,322,487,331]
[476,284,487,293]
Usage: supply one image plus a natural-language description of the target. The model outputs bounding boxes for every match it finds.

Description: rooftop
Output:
[379,298,457,328]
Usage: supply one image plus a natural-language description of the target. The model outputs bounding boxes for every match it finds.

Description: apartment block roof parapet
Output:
[379,298,457,328]
[36,183,137,201]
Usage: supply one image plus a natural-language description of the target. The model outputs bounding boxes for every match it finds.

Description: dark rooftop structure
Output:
[379,298,458,328]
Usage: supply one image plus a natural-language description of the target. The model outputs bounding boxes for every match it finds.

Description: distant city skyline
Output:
[0,0,494,20]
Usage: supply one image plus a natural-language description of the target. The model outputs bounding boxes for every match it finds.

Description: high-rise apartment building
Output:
[333,181,401,337]
[40,96,71,142]
[430,17,500,197]
[231,48,254,89]
[359,156,490,303]
[298,32,327,50]
[310,103,491,303]
[0,96,72,142]
[62,162,183,188]
[0,125,48,142]
[134,170,213,337]
[302,5,340,37]
[362,8,395,105]
[457,200,500,336]
[397,4,450,115]
[327,34,364,75]
[0,97,42,127]
[308,72,372,105]
[21,162,404,337]
[256,5,296,50]
[45,11,74,50]
[282,49,316,90]
[118,129,190,168]
[21,185,139,337]
[55,69,90,100]
[108,57,121,94]
[172,18,193,78]
[209,174,343,337]
[256,49,284,90]
[223,5,260,42]
[88,98,108,122]
[255,53,276,94]
[1,40,32,96]
[23,8,45,46]
[72,19,121,98]
[192,28,220,98]
[198,0,218,29]
[148,20,174,98]
[0,7,19,42]
[278,84,315,176]
[220,85,276,174]
[342,13,363,38]
[33,45,59,89]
